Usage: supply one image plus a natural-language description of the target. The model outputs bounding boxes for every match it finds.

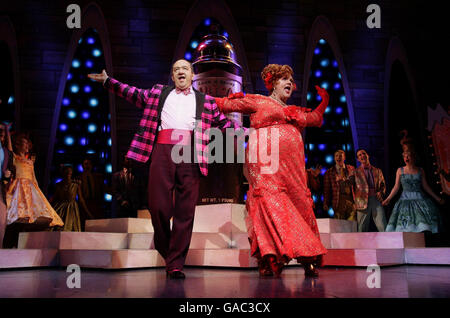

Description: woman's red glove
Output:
[227,92,245,99]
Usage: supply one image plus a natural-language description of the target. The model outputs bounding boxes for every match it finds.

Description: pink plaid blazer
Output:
[104,77,241,176]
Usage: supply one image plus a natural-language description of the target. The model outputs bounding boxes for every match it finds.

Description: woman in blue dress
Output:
[382,151,444,233]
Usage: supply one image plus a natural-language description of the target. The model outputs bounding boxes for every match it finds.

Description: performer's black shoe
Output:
[166,270,186,279]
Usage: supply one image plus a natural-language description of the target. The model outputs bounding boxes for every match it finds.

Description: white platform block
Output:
[128,233,232,250]
[231,233,250,249]
[18,232,128,250]
[59,249,165,269]
[330,232,425,249]
[0,249,59,269]
[323,249,405,266]
[316,218,357,233]
[405,248,450,265]
[193,204,247,233]
[185,249,258,267]
[85,218,154,233]
[320,233,332,249]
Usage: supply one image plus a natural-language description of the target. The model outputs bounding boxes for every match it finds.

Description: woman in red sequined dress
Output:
[215,64,329,277]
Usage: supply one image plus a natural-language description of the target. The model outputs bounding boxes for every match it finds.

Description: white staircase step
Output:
[323,248,405,266]
[405,248,450,265]
[18,232,128,250]
[128,233,232,249]
[316,218,357,233]
[0,249,58,269]
[85,218,154,233]
[329,232,425,249]
[59,249,165,269]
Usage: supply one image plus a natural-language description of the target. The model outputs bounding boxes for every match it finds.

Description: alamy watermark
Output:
[66,264,81,289]
[366,4,381,29]
[366,264,381,288]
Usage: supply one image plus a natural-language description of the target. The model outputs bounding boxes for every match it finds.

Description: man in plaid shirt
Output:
[89,59,243,278]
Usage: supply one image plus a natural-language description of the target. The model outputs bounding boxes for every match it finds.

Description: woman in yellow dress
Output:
[6,134,63,227]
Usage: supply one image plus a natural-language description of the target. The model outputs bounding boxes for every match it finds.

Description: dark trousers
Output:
[148,143,200,272]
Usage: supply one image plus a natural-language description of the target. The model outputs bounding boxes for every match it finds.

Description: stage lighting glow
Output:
[88,124,97,133]
[314,48,321,55]
[80,137,87,146]
[325,155,333,164]
[244,194,247,201]
[106,164,112,173]
[64,136,74,145]
[89,98,98,107]
[184,52,192,60]
[67,110,77,119]
[333,82,341,90]
[320,59,330,67]
[319,38,326,44]
[316,94,322,101]
[59,123,68,131]
[62,98,70,106]
[8,96,14,104]
[86,150,95,154]
[81,111,90,119]
[325,106,331,114]
[77,164,84,172]
[340,95,346,103]
[320,168,327,175]
[190,41,198,49]
[67,73,72,80]
[314,70,322,77]
[85,60,93,68]
[223,31,229,38]
[336,107,343,114]
[57,149,65,154]
[307,92,311,101]
[92,49,101,57]
[318,144,326,151]
[84,85,92,93]
[341,119,349,127]
[204,18,211,26]
[312,194,317,202]
[108,138,112,146]
[305,156,308,163]
[309,144,315,151]
[72,60,80,68]
[104,193,112,201]
[70,85,79,93]
[321,81,329,89]
[333,60,338,67]
[338,72,342,79]
[328,208,335,217]
[55,178,62,184]
[87,37,95,44]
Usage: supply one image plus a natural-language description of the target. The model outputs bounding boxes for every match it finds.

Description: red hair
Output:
[261,64,296,92]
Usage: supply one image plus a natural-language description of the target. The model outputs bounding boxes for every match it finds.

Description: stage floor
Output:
[0,265,449,298]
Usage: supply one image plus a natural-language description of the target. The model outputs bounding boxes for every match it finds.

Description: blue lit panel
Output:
[305,39,355,218]
[50,27,112,216]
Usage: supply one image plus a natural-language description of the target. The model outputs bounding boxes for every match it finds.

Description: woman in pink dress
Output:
[215,64,329,277]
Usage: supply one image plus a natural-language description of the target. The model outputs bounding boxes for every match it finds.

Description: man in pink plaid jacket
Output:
[89,59,242,278]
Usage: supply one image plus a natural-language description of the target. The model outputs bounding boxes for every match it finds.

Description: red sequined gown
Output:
[216,94,328,265]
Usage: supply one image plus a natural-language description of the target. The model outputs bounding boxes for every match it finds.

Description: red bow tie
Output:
[175,87,192,95]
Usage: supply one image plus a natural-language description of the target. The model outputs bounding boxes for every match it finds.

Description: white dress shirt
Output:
[160,87,197,131]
